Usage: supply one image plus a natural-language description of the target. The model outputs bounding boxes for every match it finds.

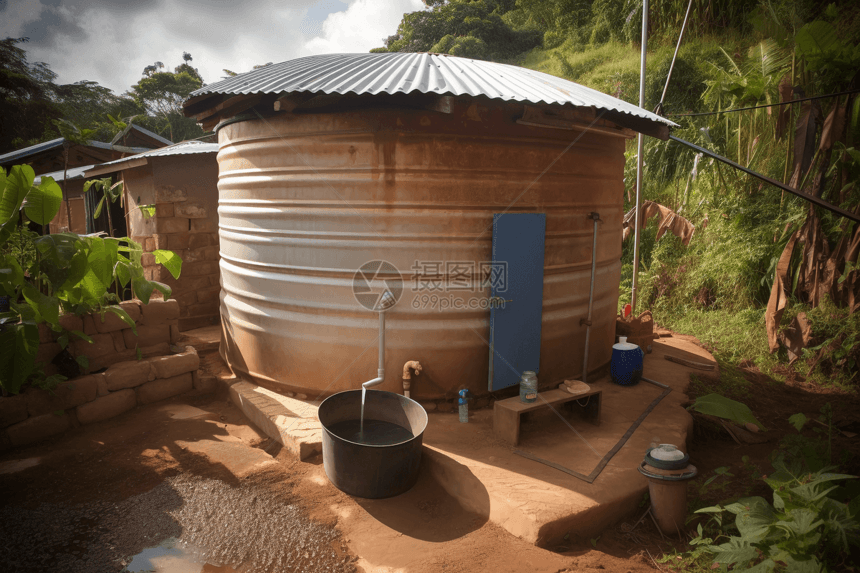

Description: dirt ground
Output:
[2,335,859,573]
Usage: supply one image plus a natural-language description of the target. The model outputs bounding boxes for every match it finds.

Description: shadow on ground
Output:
[354,453,489,542]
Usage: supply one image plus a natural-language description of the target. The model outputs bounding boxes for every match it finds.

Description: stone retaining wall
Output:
[0,346,204,450]
[0,298,212,450]
[37,299,181,376]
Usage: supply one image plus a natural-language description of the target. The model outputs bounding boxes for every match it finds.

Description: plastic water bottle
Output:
[520,371,537,403]
[458,389,469,423]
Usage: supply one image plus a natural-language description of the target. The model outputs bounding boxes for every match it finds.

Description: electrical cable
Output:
[667,88,860,117]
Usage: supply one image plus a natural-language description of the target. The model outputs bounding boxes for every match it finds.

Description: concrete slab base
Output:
[218,335,713,546]
[421,336,709,546]
[228,381,322,461]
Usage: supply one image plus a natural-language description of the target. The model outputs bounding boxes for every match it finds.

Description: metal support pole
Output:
[631,0,648,313]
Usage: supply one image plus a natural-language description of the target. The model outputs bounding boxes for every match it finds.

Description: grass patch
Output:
[654,307,784,398]
[658,308,768,364]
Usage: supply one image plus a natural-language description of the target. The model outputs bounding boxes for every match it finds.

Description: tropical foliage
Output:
[687,407,860,572]
[372,0,542,60]
[690,464,859,572]
[0,165,182,395]
[131,55,204,142]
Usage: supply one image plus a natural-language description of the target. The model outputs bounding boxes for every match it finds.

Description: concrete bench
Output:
[493,388,602,446]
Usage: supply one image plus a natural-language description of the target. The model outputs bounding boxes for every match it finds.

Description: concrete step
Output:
[227,380,322,461]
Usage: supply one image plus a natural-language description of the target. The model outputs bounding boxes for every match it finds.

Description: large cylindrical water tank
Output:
[216,99,626,399]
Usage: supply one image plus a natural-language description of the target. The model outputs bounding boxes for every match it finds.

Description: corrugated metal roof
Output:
[110,123,173,146]
[0,137,153,165]
[0,138,66,164]
[84,140,219,176]
[34,165,95,184]
[188,52,676,128]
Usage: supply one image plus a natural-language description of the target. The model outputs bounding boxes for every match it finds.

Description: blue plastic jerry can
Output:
[610,336,644,386]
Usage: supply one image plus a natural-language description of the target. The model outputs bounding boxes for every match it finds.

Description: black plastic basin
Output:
[318,389,428,499]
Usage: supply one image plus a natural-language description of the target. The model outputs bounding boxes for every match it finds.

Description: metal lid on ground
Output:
[183,52,676,139]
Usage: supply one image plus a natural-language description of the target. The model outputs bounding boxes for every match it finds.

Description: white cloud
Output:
[0,0,45,38]
[303,0,424,55]
[1,0,423,95]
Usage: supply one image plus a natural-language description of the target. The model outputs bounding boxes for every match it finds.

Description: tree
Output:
[504,0,593,47]
[374,0,541,61]
[53,80,145,143]
[142,61,164,77]
[130,55,204,142]
[0,37,63,153]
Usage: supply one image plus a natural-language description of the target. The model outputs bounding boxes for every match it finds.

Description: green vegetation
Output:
[679,405,860,572]
[689,465,858,572]
[132,53,204,143]
[0,165,182,395]
[372,0,542,59]
[689,393,765,429]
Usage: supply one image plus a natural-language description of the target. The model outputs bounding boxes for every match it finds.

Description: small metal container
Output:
[520,371,538,403]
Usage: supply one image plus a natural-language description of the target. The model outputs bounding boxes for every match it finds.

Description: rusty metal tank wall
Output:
[216,102,627,400]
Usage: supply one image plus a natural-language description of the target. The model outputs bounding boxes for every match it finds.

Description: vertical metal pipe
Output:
[631,0,648,313]
[582,212,600,383]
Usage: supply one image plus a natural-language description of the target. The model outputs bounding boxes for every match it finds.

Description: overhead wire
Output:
[666,88,860,117]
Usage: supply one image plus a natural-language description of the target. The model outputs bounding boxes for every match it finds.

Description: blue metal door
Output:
[488,213,546,391]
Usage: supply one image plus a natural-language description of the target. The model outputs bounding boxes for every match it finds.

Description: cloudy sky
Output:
[0,0,426,94]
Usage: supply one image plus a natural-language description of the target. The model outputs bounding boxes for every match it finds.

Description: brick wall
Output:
[0,300,214,450]
[125,154,221,331]
[37,300,180,375]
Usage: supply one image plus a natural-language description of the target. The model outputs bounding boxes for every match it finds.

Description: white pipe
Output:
[631,0,648,313]
[362,310,386,390]
[582,213,600,383]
